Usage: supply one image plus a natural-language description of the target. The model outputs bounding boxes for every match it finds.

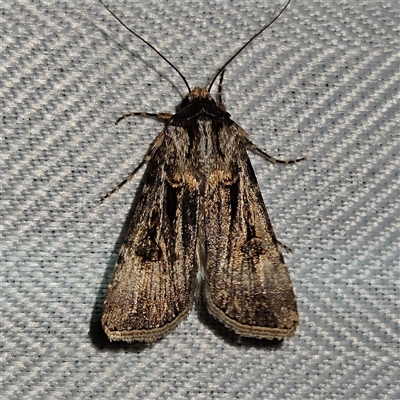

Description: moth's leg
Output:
[115,112,173,125]
[277,240,293,253]
[98,158,147,203]
[99,112,171,202]
[217,69,226,111]
[98,128,165,203]
[248,142,306,165]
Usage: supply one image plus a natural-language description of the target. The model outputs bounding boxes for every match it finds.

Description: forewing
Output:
[204,144,298,339]
[102,140,199,342]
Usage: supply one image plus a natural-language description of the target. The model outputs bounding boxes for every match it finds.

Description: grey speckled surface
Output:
[1,1,398,399]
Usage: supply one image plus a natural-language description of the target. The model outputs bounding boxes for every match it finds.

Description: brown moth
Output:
[99,0,304,342]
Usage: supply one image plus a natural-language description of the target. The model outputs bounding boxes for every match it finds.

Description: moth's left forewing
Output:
[102,132,200,342]
[203,122,299,339]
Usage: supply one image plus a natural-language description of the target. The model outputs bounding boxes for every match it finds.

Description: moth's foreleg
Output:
[248,142,306,165]
[115,112,173,125]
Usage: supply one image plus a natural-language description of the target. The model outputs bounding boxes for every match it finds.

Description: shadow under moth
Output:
[99,0,304,342]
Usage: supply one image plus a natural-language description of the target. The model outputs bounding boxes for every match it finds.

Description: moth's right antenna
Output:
[208,0,291,92]
[98,0,191,93]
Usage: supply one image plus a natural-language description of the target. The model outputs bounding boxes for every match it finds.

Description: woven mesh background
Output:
[1,1,399,399]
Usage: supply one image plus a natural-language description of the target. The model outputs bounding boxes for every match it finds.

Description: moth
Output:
[99,0,304,342]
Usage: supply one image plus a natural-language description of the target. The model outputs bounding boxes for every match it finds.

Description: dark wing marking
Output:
[203,141,298,339]
[102,133,200,342]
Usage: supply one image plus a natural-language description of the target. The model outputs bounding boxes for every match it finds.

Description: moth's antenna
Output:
[208,0,291,92]
[98,0,191,93]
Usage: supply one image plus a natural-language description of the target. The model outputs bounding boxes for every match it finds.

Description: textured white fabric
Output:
[1,1,398,399]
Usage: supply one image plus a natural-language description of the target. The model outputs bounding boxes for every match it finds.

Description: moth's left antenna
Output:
[98,0,191,93]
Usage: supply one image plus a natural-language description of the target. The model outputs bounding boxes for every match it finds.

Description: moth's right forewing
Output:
[204,126,299,340]
[102,133,200,342]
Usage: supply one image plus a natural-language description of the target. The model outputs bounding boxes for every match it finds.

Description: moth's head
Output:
[188,87,212,102]
[178,87,216,111]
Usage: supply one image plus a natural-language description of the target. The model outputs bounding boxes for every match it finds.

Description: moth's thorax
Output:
[165,116,239,178]
[164,88,238,172]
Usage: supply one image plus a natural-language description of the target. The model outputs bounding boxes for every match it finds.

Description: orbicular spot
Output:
[135,237,161,261]
[241,237,265,262]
